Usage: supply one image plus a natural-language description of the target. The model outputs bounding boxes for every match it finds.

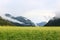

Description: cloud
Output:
[54,0,60,18]
[0,0,60,23]
[23,9,55,23]
[0,0,56,15]
[0,0,11,16]
[55,0,60,10]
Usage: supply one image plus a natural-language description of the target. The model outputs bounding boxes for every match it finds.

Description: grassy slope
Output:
[0,26,60,40]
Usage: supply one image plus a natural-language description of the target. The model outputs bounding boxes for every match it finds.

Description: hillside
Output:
[45,17,60,26]
[0,16,14,26]
[0,15,35,26]
[5,14,35,26]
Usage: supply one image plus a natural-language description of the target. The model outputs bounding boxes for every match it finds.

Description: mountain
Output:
[5,14,35,26]
[45,17,60,26]
[37,22,47,26]
[0,16,15,26]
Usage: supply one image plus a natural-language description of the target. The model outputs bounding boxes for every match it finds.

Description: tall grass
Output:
[0,26,60,40]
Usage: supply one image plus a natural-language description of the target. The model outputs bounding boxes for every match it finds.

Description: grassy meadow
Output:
[0,26,60,40]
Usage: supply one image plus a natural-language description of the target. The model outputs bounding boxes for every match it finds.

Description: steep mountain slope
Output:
[5,14,35,26]
[0,16,14,26]
[45,17,60,26]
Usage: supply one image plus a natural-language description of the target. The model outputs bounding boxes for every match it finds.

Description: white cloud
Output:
[0,0,11,16]
[0,0,60,23]
[23,9,55,23]
[54,0,60,18]
[56,0,60,11]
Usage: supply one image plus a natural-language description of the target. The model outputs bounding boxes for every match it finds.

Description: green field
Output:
[0,26,60,40]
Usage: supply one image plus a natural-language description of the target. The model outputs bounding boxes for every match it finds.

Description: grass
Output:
[0,26,60,40]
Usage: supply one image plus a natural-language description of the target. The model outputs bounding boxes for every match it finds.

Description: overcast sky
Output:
[0,0,60,23]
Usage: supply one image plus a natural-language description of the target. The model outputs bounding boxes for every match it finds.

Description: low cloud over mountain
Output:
[45,12,60,26]
[5,14,35,26]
